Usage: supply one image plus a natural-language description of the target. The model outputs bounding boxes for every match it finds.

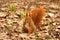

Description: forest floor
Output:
[0,0,60,40]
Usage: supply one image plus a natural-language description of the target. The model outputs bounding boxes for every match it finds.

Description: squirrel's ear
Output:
[26,11,32,17]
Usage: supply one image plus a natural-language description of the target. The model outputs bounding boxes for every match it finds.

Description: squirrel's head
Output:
[25,11,32,22]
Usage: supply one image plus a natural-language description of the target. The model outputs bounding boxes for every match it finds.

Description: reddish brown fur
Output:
[31,6,46,28]
[22,5,46,35]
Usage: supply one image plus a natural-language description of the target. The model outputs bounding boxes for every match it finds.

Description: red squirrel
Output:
[22,5,46,35]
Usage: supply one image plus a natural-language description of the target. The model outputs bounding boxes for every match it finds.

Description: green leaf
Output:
[20,11,25,19]
[9,3,16,12]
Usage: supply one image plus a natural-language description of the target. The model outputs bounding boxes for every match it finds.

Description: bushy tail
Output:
[31,6,46,28]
